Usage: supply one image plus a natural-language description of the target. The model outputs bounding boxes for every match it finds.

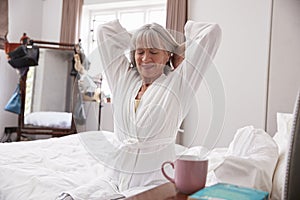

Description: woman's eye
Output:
[150,50,158,54]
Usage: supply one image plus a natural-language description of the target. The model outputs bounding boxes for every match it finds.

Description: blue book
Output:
[188,183,269,200]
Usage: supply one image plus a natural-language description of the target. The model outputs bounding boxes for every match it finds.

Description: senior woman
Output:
[59,20,221,199]
[97,19,221,189]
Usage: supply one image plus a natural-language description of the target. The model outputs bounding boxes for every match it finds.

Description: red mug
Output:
[161,155,208,194]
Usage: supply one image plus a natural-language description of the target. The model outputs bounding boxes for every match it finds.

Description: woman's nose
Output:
[142,52,151,62]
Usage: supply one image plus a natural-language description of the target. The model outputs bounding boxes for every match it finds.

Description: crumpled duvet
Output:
[210,126,279,194]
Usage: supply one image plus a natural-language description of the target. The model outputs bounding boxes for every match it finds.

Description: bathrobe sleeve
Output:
[172,21,222,117]
[178,20,222,92]
[97,20,132,93]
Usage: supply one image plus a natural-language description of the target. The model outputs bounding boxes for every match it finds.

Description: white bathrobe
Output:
[91,19,222,191]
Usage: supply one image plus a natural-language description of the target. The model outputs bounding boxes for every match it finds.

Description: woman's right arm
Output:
[97,20,131,92]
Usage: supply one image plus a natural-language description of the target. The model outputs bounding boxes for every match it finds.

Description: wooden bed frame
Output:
[5,41,78,140]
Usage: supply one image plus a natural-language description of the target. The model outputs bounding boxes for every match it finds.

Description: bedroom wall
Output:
[184,0,272,148]
[41,0,63,42]
[0,51,19,137]
[7,0,62,42]
[7,0,43,42]
[266,0,300,134]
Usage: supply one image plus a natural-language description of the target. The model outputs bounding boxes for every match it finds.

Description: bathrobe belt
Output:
[113,137,177,173]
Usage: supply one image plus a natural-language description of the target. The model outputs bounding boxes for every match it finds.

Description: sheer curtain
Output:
[166,0,187,43]
[0,0,8,49]
[60,0,83,44]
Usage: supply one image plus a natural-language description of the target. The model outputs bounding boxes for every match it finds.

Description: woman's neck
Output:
[136,74,163,99]
[141,83,151,90]
[136,83,151,100]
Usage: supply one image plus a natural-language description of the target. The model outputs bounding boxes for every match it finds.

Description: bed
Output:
[0,93,299,200]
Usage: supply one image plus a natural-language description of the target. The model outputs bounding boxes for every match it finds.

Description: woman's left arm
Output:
[173,21,222,117]
[180,21,222,91]
[185,20,222,61]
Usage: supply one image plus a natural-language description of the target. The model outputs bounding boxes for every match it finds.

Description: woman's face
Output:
[135,48,170,83]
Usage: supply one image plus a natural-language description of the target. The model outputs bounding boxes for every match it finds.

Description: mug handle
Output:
[161,161,175,183]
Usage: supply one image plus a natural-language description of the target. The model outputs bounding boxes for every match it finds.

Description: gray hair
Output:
[129,23,180,70]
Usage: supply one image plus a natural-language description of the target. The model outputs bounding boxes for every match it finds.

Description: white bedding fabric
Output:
[24,112,72,129]
[212,126,279,194]
[0,126,279,200]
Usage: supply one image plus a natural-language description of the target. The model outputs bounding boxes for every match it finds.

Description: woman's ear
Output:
[168,53,174,69]
[171,43,185,69]
[130,50,136,68]
[171,53,184,69]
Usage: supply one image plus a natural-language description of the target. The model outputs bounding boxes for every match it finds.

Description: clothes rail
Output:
[5,40,79,53]
[30,40,77,51]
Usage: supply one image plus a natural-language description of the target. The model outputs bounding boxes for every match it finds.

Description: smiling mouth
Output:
[141,64,155,69]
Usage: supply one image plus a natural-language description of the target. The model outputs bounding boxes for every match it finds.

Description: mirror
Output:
[25,49,75,116]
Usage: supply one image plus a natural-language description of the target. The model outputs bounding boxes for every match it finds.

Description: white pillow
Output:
[273,113,294,156]
[24,111,72,129]
[214,126,279,195]
[271,112,293,200]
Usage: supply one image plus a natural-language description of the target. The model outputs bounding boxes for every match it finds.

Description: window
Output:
[80,0,166,98]
[82,0,166,54]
